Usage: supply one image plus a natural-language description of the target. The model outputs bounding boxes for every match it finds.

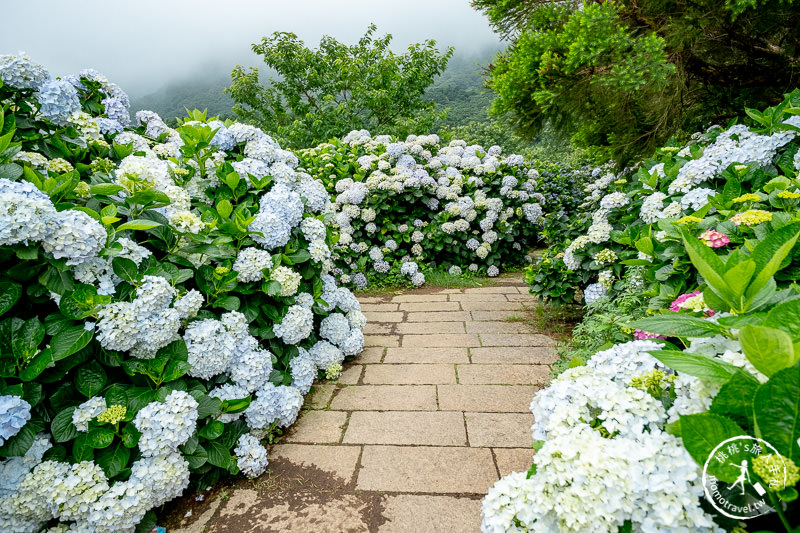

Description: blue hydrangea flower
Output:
[35,78,80,126]
[0,395,31,446]
[0,53,49,90]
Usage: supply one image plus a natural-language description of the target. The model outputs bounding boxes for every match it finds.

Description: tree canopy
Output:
[226,24,453,148]
[473,0,800,161]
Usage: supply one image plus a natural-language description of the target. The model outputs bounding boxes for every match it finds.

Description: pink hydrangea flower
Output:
[634,329,666,341]
[699,229,730,248]
[670,291,715,316]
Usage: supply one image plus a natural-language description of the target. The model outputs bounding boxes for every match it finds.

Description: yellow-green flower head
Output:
[96,405,127,425]
[215,266,230,275]
[614,178,627,185]
[326,363,343,380]
[678,216,703,225]
[777,190,800,200]
[734,164,748,172]
[732,193,762,204]
[752,453,800,491]
[661,146,680,153]
[630,369,677,397]
[515,207,523,217]
[172,168,190,177]
[731,209,772,226]
[74,181,91,199]
[593,249,618,265]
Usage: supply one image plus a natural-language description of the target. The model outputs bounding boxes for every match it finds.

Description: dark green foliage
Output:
[226,24,453,148]
[474,0,800,162]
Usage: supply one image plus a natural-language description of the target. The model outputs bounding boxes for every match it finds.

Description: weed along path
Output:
[164,275,557,533]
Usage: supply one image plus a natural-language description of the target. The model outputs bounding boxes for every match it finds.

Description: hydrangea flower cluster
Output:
[301,131,551,287]
[482,339,727,532]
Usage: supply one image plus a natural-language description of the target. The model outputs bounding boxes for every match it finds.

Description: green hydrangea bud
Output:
[326,363,343,380]
[96,405,127,425]
[752,453,800,491]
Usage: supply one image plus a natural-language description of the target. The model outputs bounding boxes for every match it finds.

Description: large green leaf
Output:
[19,348,54,382]
[681,230,733,303]
[710,372,759,428]
[739,324,797,377]
[747,223,800,300]
[75,361,107,397]
[722,260,756,302]
[753,363,800,463]
[650,350,744,384]
[680,413,746,483]
[86,427,115,449]
[95,441,131,478]
[0,281,21,317]
[628,315,727,338]
[765,299,800,340]
[51,326,93,361]
[51,407,79,443]
[205,439,232,469]
[13,317,45,360]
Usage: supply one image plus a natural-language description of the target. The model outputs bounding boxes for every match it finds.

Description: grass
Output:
[504,302,583,343]
[355,268,526,297]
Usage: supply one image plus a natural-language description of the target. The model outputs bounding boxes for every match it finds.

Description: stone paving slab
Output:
[465,321,535,334]
[383,347,469,364]
[363,323,395,335]
[395,321,466,334]
[283,410,348,444]
[270,443,362,482]
[357,446,498,493]
[460,301,527,311]
[378,495,482,533]
[392,294,449,302]
[362,303,400,312]
[437,385,539,412]
[364,312,404,322]
[304,383,336,409]
[402,333,480,348]
[355,347,385,364]
[456,364,551,385]
[470,346,558,364]
[494,448,536,477]
[479,333,556,347]
[465,413,536,447]
[330,385,439,411]
[448,293,510,302]
[339,364,364,385]
[363,364,457,385]
[343,411,467,446]
[405,311,471,322]
[464,286,520,294]
[470,310,524,321]
[364,335,401,347]
[399,302,462,312]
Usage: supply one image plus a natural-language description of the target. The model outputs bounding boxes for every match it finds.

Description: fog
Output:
[0,0,501,98]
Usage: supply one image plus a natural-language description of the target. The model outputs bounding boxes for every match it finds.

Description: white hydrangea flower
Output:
[184,318,237,379]
[271,266,302,297]
[309,340,344,371]
[320,313,350,346]
[72,397,106,432]
[235,434,269,478]
[245,384,303,429]
[273,305,313,345]
[133,390,198,457]
[233,247,273,283]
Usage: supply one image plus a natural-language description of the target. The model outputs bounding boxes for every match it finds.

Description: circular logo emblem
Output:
[702,436,787,520]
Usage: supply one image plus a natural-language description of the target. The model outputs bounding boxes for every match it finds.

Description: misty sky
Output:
[0,0,501,97]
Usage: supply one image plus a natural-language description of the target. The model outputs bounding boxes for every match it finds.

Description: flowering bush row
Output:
[484,223,800,532]
[0,53,365,532]
[296,132,591,288]
[526,91,800,307]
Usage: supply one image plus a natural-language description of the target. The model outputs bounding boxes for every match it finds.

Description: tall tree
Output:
[473,0,800,161]
[226,25,453,148]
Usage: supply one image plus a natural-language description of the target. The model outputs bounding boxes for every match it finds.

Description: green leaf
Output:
[681,230,733,303]
[747,223,800,301]
[739,324,797,377]
[85,427,115,449]
[184,443,208,469]
[95,441,131,478]
[116,219,162,232]
[13,317,45,360]
[0,281,22,317]
[205,439,232,469]
[753,363,800,462]
[75,361,107,397]
[197,420,224,440]
[679,413,746,483]
[264,280,282,297]
[764,299,800,340]
[51,326,93,361]
[710,372,759,426]
[196,394,222,419]
[162,360,191,382]
[634,237,654,256]
[90,183,124,195]
[51,407,79,443]
[722,260,756,301]
[214,295,240,311]
[0,424,35,457]
[650,350,744,384]
[121,424,141,448]
[112,257,140,284]
[628,315,727,338]
[59,284,111,320]
[19,348,53,382]
[216,199,233,219]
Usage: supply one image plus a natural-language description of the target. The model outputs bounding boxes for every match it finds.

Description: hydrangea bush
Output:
[0,53,365,532]
[527,91,800,307]
[297,131,585,287]
[484,225,800,532]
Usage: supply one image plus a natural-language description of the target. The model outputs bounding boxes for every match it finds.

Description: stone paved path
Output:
[169,275,556,533]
